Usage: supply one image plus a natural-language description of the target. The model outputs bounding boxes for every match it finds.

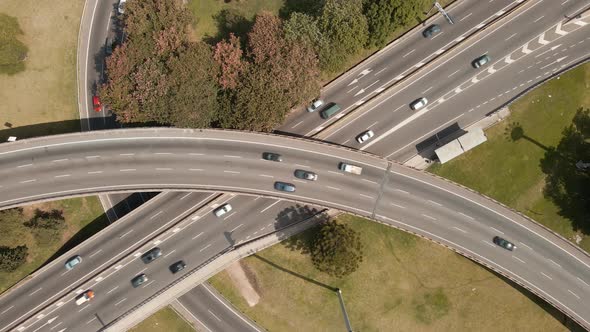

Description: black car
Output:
[140,247,162,264]
[169,260,187,274]
[131,273,148,288]
[274,181,296,192]
[262,152,283,162]
[493,236,516,251]
[422,24,441,38]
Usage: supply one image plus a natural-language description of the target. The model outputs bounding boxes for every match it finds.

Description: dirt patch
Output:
[225,261,260,307]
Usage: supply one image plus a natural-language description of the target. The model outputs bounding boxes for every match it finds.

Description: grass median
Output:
[129,306,195,332]
[429,62,590,251]
[209,214,567,331]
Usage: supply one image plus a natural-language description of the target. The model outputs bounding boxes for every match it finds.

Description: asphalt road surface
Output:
[1,128,590,331]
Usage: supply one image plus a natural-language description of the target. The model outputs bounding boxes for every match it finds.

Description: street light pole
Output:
[336,288,353,332]
[431,1,455,25]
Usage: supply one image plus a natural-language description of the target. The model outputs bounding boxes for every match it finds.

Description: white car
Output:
[410,97,428,111]
[307,99,324,112]
[214,203,232,217]
[118,0,127,14]
[356,130,375,144]
[75,290,94,305]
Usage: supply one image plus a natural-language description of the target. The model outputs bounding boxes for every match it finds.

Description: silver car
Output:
[307,99,324,112]
[214,203,233,217]
[65,255,82,270]
[410,97,428,111]
[356,130,374,144]
[472,54,491,68]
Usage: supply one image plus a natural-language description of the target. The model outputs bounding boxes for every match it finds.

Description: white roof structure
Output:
[435,128,487,164]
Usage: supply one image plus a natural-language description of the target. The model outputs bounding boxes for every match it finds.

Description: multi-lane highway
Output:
[1,128,590,331]
[5,0,588,331]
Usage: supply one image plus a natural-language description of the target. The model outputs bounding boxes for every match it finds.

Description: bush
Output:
[311,220,364,277]
[0,245,28,272]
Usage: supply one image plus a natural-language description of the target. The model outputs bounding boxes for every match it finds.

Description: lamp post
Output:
[336,288,353,332]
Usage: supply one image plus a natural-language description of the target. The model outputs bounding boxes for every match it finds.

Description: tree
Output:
[213,34,246,90]
[318,0,368,72]
[25,209,66,231]
[283,12,325,52]
[0,245,28,272]
[363,0,395,48]
[311,220,364,277]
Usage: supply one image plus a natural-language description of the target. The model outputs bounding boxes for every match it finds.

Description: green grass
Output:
[0,0,82,139]
[0,198,109,294]
[129,306,195,332]
[187,0,284,40]
[209,214,567,331]
[429,62,590,251]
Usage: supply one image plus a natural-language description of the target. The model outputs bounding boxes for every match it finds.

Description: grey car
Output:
[140,247,162,264]
[472,54,491,68]
[131,273,148,288]
[64,255,82,270]
[422,24,441,38]
[169,260,186,274]
[294,169,317,181]
[274,181,296,192]
[262,152,283,162]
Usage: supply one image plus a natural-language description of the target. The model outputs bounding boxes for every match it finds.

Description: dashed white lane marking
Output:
[224,155,241,158]
[192,232,204,240]
[453,226,467,234]
[533,15,544,23]
[395,189,409,194]
[79,304,90,312]
[85,155,100,159]
[512,256,526,264]
[489,226,504,235]
[89,249,102,258]
[447,69,460,78]
[189,153,204,156]
[326,186,341,191]
[51,159,68,162]
[150,211,163,220]
[505,32,517,41]
[568,289,580,299]
[328,171,343,176]
[540,272,553,280]
[291,120,304,129]
[200,244,212,252]
[119,229,133,238]
[390,203,406,209]
[427,200,442,207]
[54,174,71,178]
[482,240,495,247]
[362,179,378,185]
[86,317,97,325]
[548,259,561,268]
[155,152,172,155]
[119,153,134,156]
[208,310,222,321]
[1,306,14,315]
[49,321,62,330]
[458,212,474,220]
[422,214,436,221]
[223,212,236,220]
[359,194,374,199]
[20,179,36,184]
[114,298,127,306]
[231,224,243,232]
[577,277,589,287]
[223,170,240,174]
[260,200,281,213]
[460,12,473,21]
[180,193,192,200]
[107,286,119,294]
[259,174,273,178]
[163,250,176,258]
[120,168,136,172]
[189,168,204,171]
[402,49,415,58]
[87,171,103,174]
[422,86,433,94]
[156,168,173,171]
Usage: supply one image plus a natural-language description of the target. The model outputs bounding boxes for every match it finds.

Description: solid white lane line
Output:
[150,211,164,220]
[78,304,90,312]
[223,212,236,220]
[568,289,580,299]
[114,298,127,306]
[512,256,526,264]
[192,232,204,240]
[260,200,281,213]
[49,321,62,330]
[200,244,212,252]
[143,280,155,288]
[540,272,552,280]
[231,224,243,232]
[208,310,222,322]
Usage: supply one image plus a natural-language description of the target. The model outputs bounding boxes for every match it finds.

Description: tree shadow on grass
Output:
[252,254,337,292]
[274,204,329,255]
[204,8,253,46]
[539,108,590,234]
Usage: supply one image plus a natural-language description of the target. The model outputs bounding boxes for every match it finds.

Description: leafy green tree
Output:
[318,0,368,72]
[25,209,66,231]
[0,13,28,75]
[363,0,395,48]
[311,220,364,278]
[0,245,28,272]
[213,34,246,90]
[283,12,325,50]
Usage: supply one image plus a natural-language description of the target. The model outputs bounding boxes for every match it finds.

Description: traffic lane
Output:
[178,284,263,332]
[0,192,216,332]
[319,0,585,150]
[372,27,590,161]
[384,167,590,280]
[280,0,520,135]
